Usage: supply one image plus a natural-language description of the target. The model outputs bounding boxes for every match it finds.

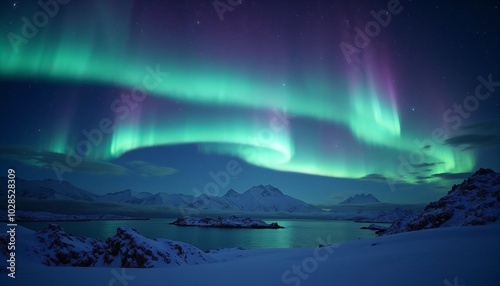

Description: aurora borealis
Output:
[1,0,499,204]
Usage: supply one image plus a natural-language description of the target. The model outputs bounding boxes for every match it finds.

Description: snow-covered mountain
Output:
[7,178,317,213]
[13,178,97,201]
[0,224,214,268]
[339,194,380,204]
[385,168,500,235]
[188,185,316,212]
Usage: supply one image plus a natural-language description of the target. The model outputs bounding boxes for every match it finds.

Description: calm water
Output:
[19,219,389,250]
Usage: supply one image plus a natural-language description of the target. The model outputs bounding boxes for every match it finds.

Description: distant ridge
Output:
[4,178,317,213]
[339,193,380,204]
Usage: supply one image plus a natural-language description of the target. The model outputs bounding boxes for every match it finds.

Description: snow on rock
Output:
[28,224,105,267]
[2,224,499,285]
[170,216,284,228]
[0,224,214,270]
[100,227,215,267]
[385,168,500,235]
[339,193,380,204]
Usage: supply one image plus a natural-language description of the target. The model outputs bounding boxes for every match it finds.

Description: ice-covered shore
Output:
[1,223,499,285]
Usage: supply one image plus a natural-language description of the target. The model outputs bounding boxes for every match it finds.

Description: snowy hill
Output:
[1,223,499,285]
[339,193,380,204]
[385,168,500,235]
[0,224,214,269]
[100,227,215,267]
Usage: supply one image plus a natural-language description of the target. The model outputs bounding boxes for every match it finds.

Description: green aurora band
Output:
[0,3,475,184]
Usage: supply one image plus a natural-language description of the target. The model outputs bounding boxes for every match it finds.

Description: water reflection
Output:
[19,218,389,250]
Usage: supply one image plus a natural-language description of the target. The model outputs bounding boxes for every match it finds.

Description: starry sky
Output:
[1,0,499,205]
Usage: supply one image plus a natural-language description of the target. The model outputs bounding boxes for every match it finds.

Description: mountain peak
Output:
[248,185,284,196]
[340,193,380,204]
[107,189,132,196]
[223,189,240,197]
[472,168,495,177]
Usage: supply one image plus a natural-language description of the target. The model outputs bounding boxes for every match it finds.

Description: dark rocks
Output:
[385,168,500,235]
[21,224,211,268]
[170,216,284,229]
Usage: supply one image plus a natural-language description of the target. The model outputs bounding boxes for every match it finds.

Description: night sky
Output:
[1,0,499,205]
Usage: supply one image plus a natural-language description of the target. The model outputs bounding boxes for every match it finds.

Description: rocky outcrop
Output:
[385,168,500,235]
[170,216,284,228]
[14,224,213,268]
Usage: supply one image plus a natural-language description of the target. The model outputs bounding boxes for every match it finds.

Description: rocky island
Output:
[169,216,284,229]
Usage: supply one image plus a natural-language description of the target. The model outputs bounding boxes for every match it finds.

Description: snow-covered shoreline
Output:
[1,223,499,285]
[2,169,499,285]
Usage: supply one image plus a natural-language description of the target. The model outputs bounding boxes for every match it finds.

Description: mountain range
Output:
[339,193,380,204]
[9,178,317,213]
